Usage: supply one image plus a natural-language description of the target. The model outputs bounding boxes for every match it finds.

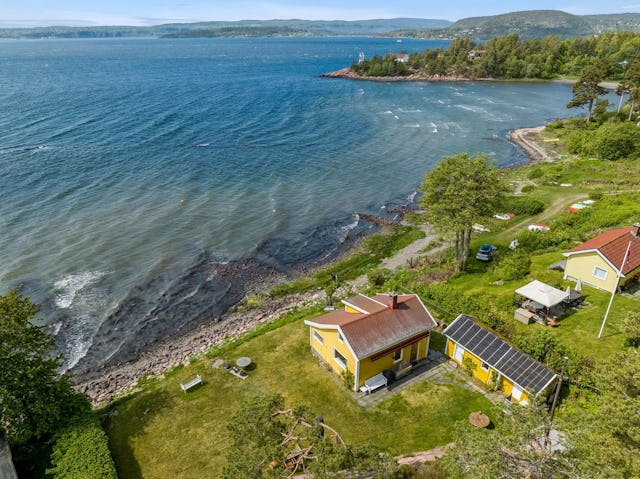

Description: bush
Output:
[520,184,535,193]
[503,196,546,215]
[591,122,640,160]
[589,189,604,200]
[47,414,118,479]
[565,130,593,156]
[340,368,355,390]
[491,252,531,281]
[527,168,544,179]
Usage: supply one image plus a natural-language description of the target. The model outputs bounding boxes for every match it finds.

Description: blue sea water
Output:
[0,37,581,371]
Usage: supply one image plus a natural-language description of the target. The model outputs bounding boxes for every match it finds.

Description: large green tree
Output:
[567,60,610,121]
[418,154,506,271]
[0,287,83,445]
[440,403,576,478]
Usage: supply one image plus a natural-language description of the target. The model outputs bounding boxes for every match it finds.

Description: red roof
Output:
[567,227,640,275]
[306,294,437,360]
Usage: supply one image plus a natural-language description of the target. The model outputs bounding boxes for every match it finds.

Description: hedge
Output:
[47,415,117,479]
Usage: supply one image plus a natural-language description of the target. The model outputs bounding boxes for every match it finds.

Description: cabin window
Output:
[593,266,608,280]
[333,349,347,370]
[338,332,344,343]
[480,362,490,371]
[313,330,324,345]
[393,349,403,362]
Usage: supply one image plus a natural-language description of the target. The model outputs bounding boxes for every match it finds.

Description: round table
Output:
[236,357,251,369]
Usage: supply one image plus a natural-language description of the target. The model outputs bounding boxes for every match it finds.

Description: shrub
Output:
[341,368,355,390]
[47,414,118,479]
[503,196,546,215]
[491,252,531,281]
[565,130,593,156]
[591,122,640,160]
[520,184,535,193]
[367,268,391,287]
[527,168,544,179]
[462,357,477,377]
[589,189,604,200]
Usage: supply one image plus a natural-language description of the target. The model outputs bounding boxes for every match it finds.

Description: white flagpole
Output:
[598,240,632,339]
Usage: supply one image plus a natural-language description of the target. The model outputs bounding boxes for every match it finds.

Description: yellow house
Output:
[443,315,557,405]
[563,225,640,293]
[304,293,438,391]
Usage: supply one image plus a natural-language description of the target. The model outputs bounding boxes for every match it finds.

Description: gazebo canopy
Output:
[515,280,568,308]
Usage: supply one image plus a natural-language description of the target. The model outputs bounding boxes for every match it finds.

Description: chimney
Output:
[389,292,398,309]
[633,223,640,238]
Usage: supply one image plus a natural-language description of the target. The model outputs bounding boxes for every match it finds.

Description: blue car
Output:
[476,243,497,261]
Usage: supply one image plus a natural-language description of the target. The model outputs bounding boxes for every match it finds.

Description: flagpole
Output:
[598,240,632,339]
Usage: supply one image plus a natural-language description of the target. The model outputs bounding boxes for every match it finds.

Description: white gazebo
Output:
[514,280,569,321]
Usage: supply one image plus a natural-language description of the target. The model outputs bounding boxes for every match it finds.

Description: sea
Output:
[0,36,584,374]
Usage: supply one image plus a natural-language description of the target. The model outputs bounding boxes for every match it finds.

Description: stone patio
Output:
[354,350,506,409]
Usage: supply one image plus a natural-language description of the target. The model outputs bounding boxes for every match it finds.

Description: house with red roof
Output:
[304,293,438,391]
[562,224,640,293]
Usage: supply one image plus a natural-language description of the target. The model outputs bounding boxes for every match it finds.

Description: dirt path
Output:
[500,193,588,239]
[380,223,445,270]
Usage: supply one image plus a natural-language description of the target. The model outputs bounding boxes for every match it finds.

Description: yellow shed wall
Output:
[446,338,531,404]
[565,252,619,293]
[309,327,355,377]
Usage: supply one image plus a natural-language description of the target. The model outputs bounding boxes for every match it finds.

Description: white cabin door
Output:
[453,344,464,363]
[511,384,523,402]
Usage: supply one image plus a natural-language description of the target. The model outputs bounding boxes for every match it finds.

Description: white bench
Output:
[360,373,387,394]
[180,374,203,393]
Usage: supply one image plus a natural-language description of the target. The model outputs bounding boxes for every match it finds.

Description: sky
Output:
[1,0,640,28]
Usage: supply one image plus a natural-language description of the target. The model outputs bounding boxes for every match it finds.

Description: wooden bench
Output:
[180,374,203,393]
[359,373,387,394]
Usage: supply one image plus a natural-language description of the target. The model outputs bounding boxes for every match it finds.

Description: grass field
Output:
[106,319,493,478]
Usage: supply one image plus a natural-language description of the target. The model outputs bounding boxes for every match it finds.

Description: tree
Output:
[418,154,506,271]
[0,287,84,445]
[440,403,576,478]
[622,310,640,347]
[222,394,394,479]
[567,60,610,122]
[567,350,640,478]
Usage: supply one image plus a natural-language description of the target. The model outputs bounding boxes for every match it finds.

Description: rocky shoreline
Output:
[320,67,490,83]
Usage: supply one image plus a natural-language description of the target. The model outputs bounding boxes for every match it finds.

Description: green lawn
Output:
[106,318,493,478]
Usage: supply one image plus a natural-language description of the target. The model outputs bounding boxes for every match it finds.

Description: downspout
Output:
[354,358,360,392]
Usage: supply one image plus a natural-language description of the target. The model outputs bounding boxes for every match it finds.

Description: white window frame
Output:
[592,266,608,281]
[480,361,490,371]
[393,349,403,363]
[337,332,344,344]
[333,348,347,370]
[313,330,324,345]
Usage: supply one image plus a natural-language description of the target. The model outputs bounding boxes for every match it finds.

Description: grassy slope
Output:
[106,318,492,478]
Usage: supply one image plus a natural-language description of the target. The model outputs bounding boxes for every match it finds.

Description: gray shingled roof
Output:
[443,315,557,394]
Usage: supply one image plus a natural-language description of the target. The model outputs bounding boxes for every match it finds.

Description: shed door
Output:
[511,384,523,402]
[453,344,464,363]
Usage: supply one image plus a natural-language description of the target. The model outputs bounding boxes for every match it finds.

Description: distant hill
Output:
[389,10,640,39]
[0,18,452,39]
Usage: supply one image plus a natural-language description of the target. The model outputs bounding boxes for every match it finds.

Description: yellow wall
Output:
[446,339,531,404]
[345,306,362,314]
[309,327,355,379]
[358,337,428,387]
[565,252,619,293]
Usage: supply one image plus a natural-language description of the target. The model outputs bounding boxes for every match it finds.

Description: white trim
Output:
[337,331,344,344]
[303,320,340,330]
[592,266,608,281]
[312,330,324,345]
[453,344,465,362]
[354,359,360,391]
[413,294,439,328]
[333,348,347,370]
[539,374,559,395]
[367,293,390,307]
[480,361,490,371]
[393,349,403,363]
[341,298,370,314]
[511,383,524,401]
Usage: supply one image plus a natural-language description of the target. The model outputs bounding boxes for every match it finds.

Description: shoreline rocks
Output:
[320,67,491,83]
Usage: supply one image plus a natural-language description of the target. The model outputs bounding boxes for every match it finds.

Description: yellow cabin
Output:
[443,315,557,405]
[304,293,438,392]
[563,225,640,293]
